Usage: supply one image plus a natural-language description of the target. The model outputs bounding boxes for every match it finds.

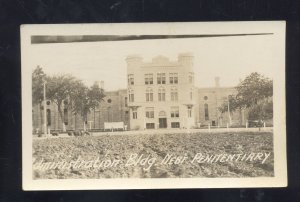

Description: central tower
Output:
[126,53,196,130]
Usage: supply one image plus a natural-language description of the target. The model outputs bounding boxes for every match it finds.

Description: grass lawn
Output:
[33,132,273,179]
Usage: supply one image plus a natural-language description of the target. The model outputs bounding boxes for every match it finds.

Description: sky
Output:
[29,34,278,91]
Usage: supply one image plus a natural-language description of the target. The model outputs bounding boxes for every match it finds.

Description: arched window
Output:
[158,87,166,101]
[171,87,178,101]
[204,104,209,120]
[47,109,51,126]
[64,108,68,125]
[107,107,111,122]
[159,111,166,117]
[146,88,153,102]
[128,89,134,102]
[187,106,192,117]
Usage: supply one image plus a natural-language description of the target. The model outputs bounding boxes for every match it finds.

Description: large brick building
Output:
[32,53,245,133]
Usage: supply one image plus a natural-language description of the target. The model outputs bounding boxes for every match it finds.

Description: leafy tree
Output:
[32,66,46,105]
[218,72,273,122]
[71,82,105,130]
[235,72,272,109]
[88,82,105,129]
[218,95,240,114]
[46,74,78,131]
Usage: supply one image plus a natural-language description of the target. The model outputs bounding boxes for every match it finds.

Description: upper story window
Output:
[124,97,128,107]
[158,87,166,101]
[157,73,166,84]
[128,89,134,102]
[171,87,178,101]
[169,73,178,84]
[188,72,194,84]
[146,88,153,102]
[204,96,208,101]
[171,106,179,118]
[190,88,193,100]
[145,73,153,85]
[145,107,154,118]
[128,74,134,85]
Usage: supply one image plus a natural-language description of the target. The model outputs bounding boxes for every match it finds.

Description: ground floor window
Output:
[171,122,180,128]
[64,108,68,125]
[204,104,209,120]
[187,107,192,117]
[132,109,137,119]
[47,109,51,126]
[145,107,154,118]
[171,106,179,118]
[146,123,155,129]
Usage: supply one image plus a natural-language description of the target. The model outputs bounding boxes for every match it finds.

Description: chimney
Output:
[215,77,220,88]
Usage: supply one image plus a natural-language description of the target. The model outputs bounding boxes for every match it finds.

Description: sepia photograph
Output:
[21,22,286,190]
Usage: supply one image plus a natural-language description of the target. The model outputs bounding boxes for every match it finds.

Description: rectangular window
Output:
[169,73,174,84]
[157,73,166,84]
[171,91,178,101]
[146,123,155,129]
[162,73,166,84]
[169,73,178,84]
[145,107,154,118]
[132,109,137,119]
[189,72,194,84]
[174,73,178,84]
[171,107,179,118]
[171,122,180,128]
[158,91,165,101]
[125,97,128,107]
[146,90,153,102]
[128,74,134,85]
[145,74,153,85]
[129,93,134,102]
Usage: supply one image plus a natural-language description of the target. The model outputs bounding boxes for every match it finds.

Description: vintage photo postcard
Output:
[21,22,287,190]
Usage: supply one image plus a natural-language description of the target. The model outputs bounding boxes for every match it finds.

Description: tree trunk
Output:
[39,102,43,132]
[57,104,66,132]
[93,108,95,129]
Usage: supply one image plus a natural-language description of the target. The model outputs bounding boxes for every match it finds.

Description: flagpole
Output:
[43,80,47,136]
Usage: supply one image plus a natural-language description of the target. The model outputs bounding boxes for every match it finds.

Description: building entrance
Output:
[159,118,167,128]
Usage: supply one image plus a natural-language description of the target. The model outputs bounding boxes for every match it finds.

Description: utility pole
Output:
[43,80,48,136]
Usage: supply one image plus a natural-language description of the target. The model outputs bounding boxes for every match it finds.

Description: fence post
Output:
[208,124,211,133]
[246,122,248,129]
